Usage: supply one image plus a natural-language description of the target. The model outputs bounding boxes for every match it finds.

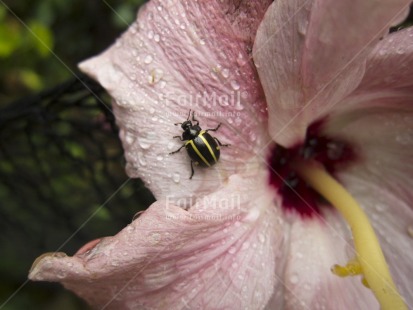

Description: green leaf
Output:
[19,69,43,90]
[0,22,21,57]
[27,20,54,57]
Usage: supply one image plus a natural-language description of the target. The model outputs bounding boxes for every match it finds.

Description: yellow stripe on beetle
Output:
[185,140,211,166]
[199,131,218,163]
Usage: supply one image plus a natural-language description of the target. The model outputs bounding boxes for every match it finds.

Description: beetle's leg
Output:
[206,123,221,132]
[173,135,185,141]
[214,137,230,147]
[169,144,185,154]
[192,111,199,125]
[189,161,195,179]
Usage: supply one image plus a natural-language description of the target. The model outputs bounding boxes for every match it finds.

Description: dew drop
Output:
[137,137,151,149]
[222,68,229,78]
[230,80,240,90]
[156,155,164,161]
[241,241,250,250]
[228,247,236,254]
[232,262,238,268]
[159,80,167,88]
[149,107,155,114]
[375,203,387,213]
[124,131,136,145]
[290,273,299,284]
[258,234,265,243]
[149,232,161,244]
[147,30,154,39]
[199,39,206,45]
[172,172,181,183]
[138,154,147,166]
[154,34,160,42]
[57,271,67,279]
[396,48,404,55]
[144,55,154,64]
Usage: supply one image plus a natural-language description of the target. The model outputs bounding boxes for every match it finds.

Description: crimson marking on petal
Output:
[268,119,358,218]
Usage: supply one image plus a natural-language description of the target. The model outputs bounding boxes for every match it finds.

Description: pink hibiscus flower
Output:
[29,0,413,309]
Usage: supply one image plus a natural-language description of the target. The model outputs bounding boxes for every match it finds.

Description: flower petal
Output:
[79,0,272,203]
[323,96,413,305]
[284,210,379,309]
[252,0,411,147]
[29,174,286,309]
[356,26,413,93]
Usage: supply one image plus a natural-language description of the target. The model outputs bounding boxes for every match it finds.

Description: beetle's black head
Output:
[181,120,192,130]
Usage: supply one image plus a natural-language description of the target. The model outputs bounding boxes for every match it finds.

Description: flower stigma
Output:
[267,121,407,309]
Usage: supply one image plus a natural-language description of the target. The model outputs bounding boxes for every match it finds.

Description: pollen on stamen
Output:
[267,120,357,218]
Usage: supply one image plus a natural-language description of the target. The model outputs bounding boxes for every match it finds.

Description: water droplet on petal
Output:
[222,68,229,78]
[154,34,160,42]
[149,232,161,244]
[172,172,181,183]
[228,247,236,254]
[230,80,240,90]
[258,234,265,243]
[144,55,154,64]
[138,154,147,166]
[124,131,136,145]
[57,271,67,279]
[290,273,299,284]
[241,242,250,250]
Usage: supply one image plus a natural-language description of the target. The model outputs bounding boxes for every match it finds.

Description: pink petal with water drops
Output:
[252,0,411,147]
[284,209,379,309]
[324,25,413,204]
[29,174,286,309]
[322,54,413,304]
[79,0,272,206]
[355,26,413,94]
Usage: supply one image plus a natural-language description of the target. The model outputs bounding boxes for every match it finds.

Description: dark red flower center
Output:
[268,120,357,217]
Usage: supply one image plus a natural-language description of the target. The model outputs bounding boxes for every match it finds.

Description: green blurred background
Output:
[0,1,153,309]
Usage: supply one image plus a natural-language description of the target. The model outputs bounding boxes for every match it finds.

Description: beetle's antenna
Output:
[187,109,191,121]
[174,122,182,126]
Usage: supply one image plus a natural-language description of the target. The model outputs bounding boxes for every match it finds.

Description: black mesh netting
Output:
[0,73,154,309]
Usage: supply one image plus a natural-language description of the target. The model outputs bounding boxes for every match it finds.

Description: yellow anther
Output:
[331,259,363,277]
[293,161,407,310]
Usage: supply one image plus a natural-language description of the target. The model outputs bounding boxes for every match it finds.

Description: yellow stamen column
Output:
[293,161,407,310]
